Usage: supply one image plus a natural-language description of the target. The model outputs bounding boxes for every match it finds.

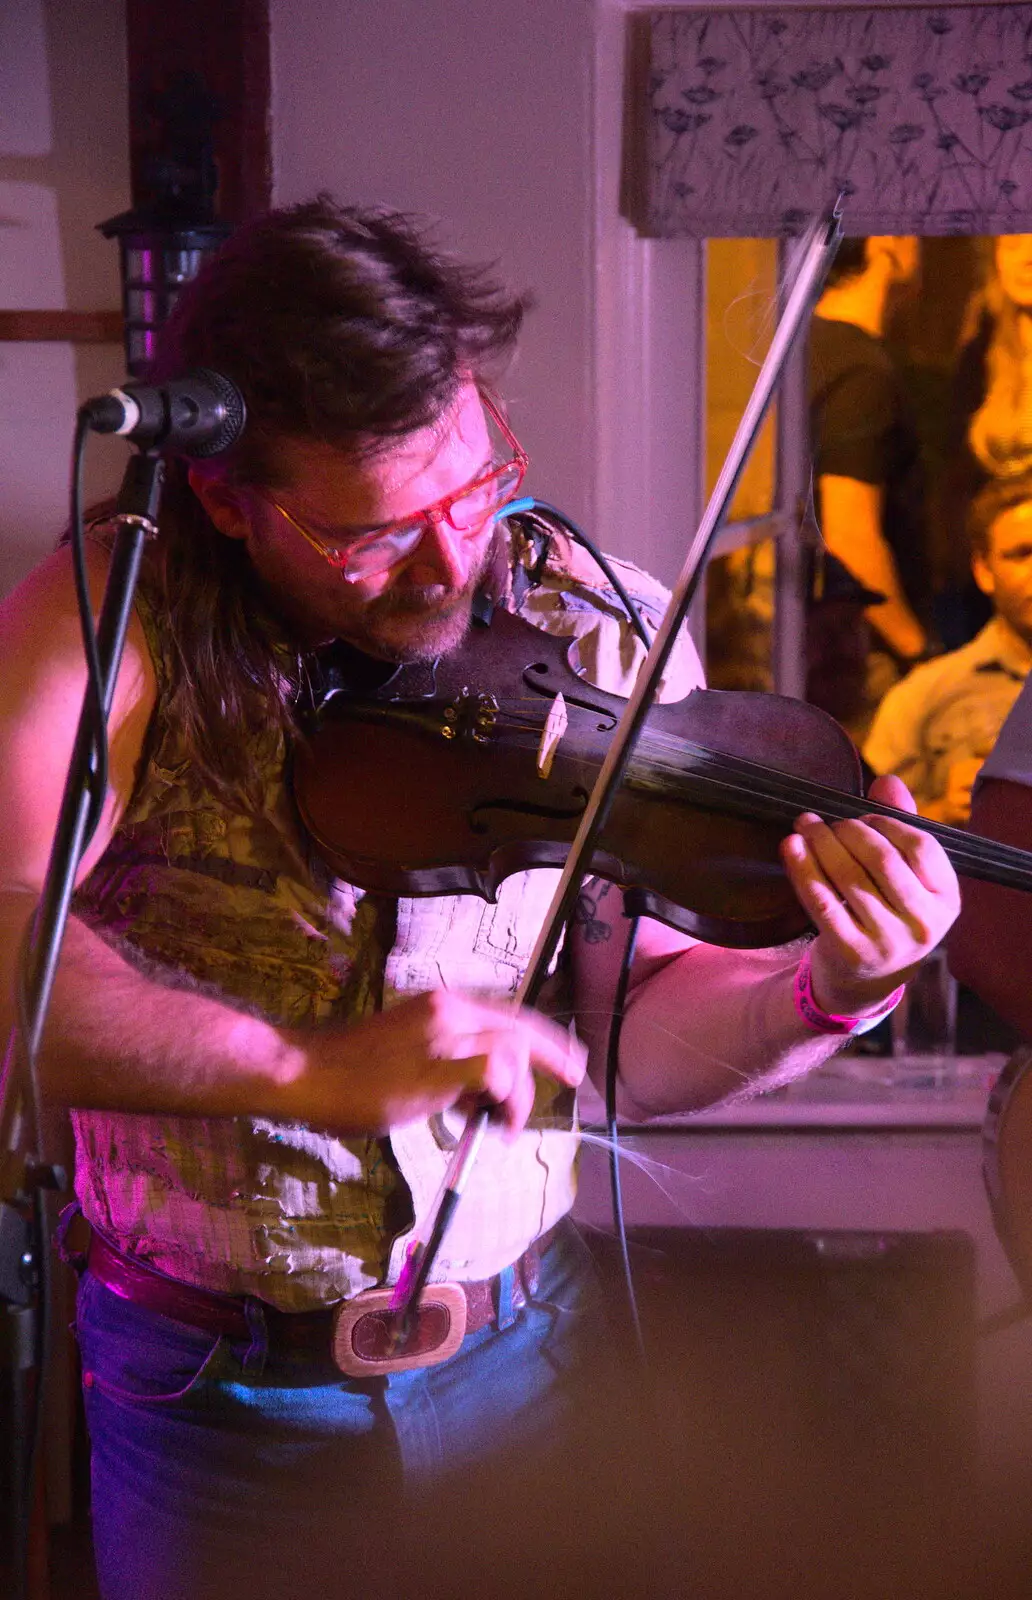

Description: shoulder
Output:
[863,652,958,763]
[865,638,1006,762]
[0,540,158,800]
[915,623,1029,697]
[0,539,155,710]
[810,324,895,458]
[511,529,703,702]
[885,641,989,711]
[811,318,892,380]
[0,541,158,885]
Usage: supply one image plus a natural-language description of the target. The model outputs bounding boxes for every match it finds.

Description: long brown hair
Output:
[966,239,1032,479]
[142,196,528,807]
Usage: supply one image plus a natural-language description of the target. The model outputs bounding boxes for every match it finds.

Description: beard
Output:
[351,578,480,661]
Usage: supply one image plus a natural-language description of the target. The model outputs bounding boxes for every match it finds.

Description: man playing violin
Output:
[0,199,960,1600]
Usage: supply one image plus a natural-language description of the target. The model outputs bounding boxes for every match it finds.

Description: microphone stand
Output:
[393,206,844,1327]
[0,448,164,1600]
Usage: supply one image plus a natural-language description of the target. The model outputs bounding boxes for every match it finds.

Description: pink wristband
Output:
[792,948,904,1036]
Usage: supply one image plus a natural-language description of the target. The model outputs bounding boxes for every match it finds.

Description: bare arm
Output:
[0,545,310,1124]
[573,776,960,1118]
[818,474,927,660]
[0,549,583,1138]
[571,888,844,1116]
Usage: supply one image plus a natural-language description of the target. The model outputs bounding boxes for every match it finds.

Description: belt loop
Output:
[241,1296,269,1376]
[54,1202,88,1274]
[495,1264,517,1331]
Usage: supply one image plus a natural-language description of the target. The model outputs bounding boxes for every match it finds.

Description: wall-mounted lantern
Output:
[98,68,231,377]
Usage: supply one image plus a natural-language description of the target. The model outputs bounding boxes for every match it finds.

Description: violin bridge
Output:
[536,692,568,780]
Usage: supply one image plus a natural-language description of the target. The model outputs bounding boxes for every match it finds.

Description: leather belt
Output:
[80,1222,544,1378]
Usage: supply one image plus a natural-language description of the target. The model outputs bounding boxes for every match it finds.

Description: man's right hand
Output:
[290,990,587,1140]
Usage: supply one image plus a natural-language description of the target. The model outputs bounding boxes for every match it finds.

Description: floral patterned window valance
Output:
[635,5,1032,236]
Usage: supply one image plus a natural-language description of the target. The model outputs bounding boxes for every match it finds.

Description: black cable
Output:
[605,914,646,1362]
[14,1185,52,1600]
[69,408,110,841]
[515,497,651,1356]
[514,499,653,651]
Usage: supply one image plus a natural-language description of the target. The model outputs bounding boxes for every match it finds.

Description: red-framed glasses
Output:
[268,393,528,583]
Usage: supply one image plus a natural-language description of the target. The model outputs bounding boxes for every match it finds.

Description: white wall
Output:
[0,0,129,598]
[270,0,704,588]
[272,0,597,528]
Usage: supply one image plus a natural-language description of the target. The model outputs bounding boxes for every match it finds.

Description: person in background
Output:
[940,234,1032,646]
[808,235,933,738]
[864,475,1032,826]
[958,235,1032,482]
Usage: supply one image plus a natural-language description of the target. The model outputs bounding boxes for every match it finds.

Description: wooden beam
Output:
[0,310,123,343]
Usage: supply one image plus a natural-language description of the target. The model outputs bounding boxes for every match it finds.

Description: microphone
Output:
[81,368,246,458]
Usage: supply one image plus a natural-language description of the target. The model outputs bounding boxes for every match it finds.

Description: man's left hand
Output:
[780,773,961,1017]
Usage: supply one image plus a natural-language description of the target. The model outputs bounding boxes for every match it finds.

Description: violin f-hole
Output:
[522,662,617,730]
[468,788,590,836]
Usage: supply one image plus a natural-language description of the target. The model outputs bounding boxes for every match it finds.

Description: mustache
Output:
[369,545,492,618]
[369,584,471,620]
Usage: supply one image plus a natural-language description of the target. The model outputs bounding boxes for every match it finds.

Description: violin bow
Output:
[391,205,845,1332]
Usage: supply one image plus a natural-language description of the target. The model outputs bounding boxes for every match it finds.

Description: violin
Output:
[293,607,1032,947]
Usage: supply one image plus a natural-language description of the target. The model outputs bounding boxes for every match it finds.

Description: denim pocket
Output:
[76,1270,238,1407]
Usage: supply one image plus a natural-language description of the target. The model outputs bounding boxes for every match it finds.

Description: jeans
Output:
[75,1220,621,1600]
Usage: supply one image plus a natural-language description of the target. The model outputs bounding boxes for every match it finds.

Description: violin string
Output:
[629,730,1032,892]
[662,761,1032,891]
[488,695,1032,890]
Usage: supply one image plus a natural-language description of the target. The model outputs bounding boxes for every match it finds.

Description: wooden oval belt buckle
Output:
[331,1283,468,1377]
